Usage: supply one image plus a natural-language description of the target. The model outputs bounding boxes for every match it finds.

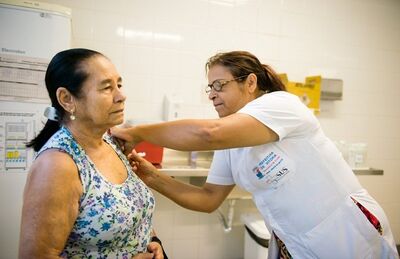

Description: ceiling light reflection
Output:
[209,0,248,7]
[116,27,183,43]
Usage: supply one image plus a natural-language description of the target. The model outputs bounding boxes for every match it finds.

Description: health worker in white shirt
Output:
[112,51,398,259]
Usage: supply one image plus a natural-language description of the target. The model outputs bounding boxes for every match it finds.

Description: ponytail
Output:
[261,64,286,92]
[26,120,60,152]
[25,48,103,152]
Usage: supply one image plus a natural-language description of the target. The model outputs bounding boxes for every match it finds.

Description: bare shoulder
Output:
[20,150,82,257]
[31,149,77,177]
[26,149,82,195]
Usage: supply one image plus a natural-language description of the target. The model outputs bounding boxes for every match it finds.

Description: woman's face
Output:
[74,55,126,129]
[207,65,251,118]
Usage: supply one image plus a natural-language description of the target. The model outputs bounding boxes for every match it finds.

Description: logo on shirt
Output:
[252,151,290,185]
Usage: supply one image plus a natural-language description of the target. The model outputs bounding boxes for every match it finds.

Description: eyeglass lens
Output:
[206,74,249,94]
[206,80,224,93]
[212,81,223,91]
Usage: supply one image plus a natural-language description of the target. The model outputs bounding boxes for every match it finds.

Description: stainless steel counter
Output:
[160,167,383,177]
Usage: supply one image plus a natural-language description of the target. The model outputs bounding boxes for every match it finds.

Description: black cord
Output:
[151,236,169,259]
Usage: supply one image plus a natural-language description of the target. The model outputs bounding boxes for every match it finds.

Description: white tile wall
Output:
[37,0,400,257]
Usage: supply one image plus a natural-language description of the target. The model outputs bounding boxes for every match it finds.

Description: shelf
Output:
[161,167,383,177]
[353,168,383,175]
[159,167,384,201]
[159,167,208,177]
[159,155,211,177]
[163,172,250,196]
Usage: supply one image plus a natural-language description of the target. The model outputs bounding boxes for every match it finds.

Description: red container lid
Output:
[135,141,164,165]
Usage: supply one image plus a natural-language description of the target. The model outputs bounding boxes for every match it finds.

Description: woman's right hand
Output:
[128,150,158,186]
[110,126,140,155]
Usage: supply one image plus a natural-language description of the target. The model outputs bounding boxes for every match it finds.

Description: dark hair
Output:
[205,50,286,92]
[26,48,103,151]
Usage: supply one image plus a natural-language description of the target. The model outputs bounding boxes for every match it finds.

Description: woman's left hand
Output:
[147,241,164,259]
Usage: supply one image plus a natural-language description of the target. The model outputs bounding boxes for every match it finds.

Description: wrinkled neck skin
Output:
[63,121,108,150]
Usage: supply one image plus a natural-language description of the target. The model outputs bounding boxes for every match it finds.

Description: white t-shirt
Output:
[207,90,360,193]
[206,91,398,258]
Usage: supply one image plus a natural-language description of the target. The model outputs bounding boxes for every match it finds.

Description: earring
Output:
[70,110,76,121]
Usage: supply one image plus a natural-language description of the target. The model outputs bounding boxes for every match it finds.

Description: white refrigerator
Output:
[0,1,71,257]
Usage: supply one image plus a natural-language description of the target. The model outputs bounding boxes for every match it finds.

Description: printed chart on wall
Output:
[0,53,49,102]
[0,54,49,173]
[0,110,42,173]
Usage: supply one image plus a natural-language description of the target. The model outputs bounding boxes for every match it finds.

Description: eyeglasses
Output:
[205,74,249,94]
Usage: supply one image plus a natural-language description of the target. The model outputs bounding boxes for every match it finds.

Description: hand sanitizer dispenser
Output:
[163,95,183,121]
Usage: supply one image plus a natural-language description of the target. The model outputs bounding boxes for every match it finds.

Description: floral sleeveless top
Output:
[37,127,155,258]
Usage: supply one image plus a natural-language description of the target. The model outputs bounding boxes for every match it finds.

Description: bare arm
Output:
[19,150,82,259]
[113,113,278,151]
[130,152,234,213]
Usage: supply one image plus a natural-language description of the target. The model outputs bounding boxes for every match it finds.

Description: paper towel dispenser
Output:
[321,78,343,100]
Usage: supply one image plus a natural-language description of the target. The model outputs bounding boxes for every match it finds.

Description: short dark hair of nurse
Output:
[205,50,286,93]
[26,48,103,151]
